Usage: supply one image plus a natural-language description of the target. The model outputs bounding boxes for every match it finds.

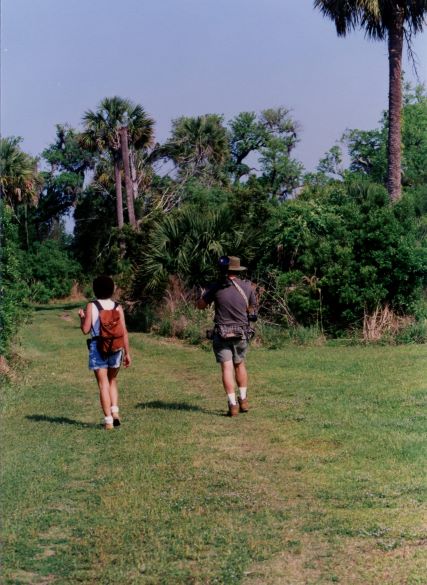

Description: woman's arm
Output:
[119,305,131,368]
[78,303,92,335]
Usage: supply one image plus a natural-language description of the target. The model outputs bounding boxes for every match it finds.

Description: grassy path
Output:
[1,304,427,584]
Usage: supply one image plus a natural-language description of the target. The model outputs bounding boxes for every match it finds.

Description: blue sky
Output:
[1,0,426,171]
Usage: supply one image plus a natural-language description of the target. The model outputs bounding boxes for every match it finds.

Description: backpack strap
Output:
[93,300,118,311]
[93,300,103,312]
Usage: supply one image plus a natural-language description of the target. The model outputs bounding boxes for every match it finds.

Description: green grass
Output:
[1,304,426,584]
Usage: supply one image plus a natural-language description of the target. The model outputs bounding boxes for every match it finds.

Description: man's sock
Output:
[238,387,247,400]
[227,392,237,406]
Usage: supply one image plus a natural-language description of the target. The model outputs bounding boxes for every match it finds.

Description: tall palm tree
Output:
[80,97,154,229]
[119,103,155,225]
[314,0,427,201]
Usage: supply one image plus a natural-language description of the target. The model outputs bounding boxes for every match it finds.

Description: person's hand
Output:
[123,353,131,368]
[78,308,85,319]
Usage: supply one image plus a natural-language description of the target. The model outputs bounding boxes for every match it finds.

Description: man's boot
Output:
[228,403,239,417]
[238,397,249,413]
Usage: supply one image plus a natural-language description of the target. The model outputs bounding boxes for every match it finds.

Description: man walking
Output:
[197,256,257,416]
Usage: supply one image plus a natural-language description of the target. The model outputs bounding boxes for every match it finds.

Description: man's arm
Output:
[248,285,258,314]
[196,284,217,310]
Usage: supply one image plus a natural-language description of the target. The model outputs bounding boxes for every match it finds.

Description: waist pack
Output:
[210,323,255,342]
[93,300,124,357]
[216,324,247,340]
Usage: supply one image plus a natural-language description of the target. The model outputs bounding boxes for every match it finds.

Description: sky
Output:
[1,0,426,172]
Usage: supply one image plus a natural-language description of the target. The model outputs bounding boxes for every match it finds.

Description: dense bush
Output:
[0,203,30,356]
[260,181,427,332]
[25,239,81,303]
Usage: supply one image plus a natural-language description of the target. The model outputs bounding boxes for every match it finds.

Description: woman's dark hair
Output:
[93,275,115,299]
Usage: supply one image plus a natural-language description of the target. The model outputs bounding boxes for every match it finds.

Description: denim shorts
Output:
[212,334,248,364]
[88,339,123,370]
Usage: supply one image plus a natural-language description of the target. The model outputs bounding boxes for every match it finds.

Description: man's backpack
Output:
[93,300,125,356]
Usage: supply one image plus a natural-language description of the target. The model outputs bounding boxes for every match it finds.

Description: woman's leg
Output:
[108,367,120,413]
[94,368,111,416]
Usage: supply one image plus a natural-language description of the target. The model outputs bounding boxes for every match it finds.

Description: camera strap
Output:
[230,279,249,309]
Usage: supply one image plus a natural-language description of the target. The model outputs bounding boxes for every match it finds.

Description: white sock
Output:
[104,415,114,425]
[239,387,247,400]
[227,392,237,406]
[111,406,119,415]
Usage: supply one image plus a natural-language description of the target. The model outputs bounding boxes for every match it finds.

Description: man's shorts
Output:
[88,339,123,370]
[212,334,248,364]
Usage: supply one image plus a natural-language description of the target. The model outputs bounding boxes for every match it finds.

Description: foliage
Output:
[35,125,95,241]
[340,84,427,187]
[72,186,119,274]
[24,239,81,303]
[314,1,427,200]
[133,205,248,296]
[314,0,427,40]
[4,94,426,341]
[80,96,154,229]
[0,137,42,209]
[262,181,427,331]
[0,203,30,356]
[401,84,427,187]
[228,107,303,197]
[162,114,230,186]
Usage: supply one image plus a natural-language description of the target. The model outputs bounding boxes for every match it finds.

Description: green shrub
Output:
[0,203,30,356]
[395,321,427,344]
[25,239,80,302]
[256,321,290,349]
[158,317,173,337]
[261,181,427,333]
[289,325,325,346]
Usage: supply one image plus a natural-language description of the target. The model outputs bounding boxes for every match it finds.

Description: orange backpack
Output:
[93,300,125,356]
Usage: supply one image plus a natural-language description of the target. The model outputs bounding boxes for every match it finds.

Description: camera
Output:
[218,255,231,287]
[218,256,230,271]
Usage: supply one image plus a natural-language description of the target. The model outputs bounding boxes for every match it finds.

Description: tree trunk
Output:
[119,127,137,229]
[387,9,404,202]
[130,149,139,203]
[114,159,124,229]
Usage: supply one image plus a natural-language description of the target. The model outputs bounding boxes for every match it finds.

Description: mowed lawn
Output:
[1,305,427,585]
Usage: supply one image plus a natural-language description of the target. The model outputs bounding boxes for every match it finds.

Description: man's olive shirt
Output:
[202,278,257,326]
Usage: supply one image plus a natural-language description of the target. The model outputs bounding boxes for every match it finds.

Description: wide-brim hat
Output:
[227,256,247,271]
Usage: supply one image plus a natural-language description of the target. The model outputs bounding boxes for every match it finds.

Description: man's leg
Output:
[234,361,249,412]
[220,361,239,416]
[234,360,248,388]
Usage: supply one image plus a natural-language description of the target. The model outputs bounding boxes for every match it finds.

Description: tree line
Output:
[1,81,426,357]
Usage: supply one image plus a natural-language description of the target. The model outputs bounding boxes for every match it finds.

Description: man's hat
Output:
[226,256,247,271]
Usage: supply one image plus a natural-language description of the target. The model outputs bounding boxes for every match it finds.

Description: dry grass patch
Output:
[243,534,427,585]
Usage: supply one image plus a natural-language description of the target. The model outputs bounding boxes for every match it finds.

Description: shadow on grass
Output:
[26,414,100,429]
[135,400,225,416]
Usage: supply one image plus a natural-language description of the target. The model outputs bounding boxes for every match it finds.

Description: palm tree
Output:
[164,114,229,186]
[80,97,154,229]
[81,98,125,228]
[0,137,43,248]
[314,0,427,201]
[136,206,246,294]
[0,137,41,209]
